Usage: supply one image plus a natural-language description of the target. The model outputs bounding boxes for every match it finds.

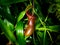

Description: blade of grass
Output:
[47,31,53,43]
[43,30,46,45]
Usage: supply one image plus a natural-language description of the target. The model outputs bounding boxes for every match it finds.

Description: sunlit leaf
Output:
[4,19,14,31]
[15,21,26,45]
[17,11,26,22]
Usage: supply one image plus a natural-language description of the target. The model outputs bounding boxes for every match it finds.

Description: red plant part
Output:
[24,11,36,36]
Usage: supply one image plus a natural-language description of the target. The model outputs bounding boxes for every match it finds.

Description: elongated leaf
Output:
[17,11,26,22]
[47,25,60,31]
[4,19,14,31]
[15,21,26,45]
[36,25,60,32]
[43,30,47,45]
[0,0,27,5]
[0,19,17,44]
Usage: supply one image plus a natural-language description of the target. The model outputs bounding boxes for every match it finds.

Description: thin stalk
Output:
[43,29,46,45]
[47,31,53,43]
[32,0,34,16]
[33,33,36,45]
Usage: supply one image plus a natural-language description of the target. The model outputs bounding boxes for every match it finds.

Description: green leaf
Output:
[43,30,47,45]
[4,19,14,31]
[15,21,26,45]
[17,4,32,22]
[0,19,17,44]
[0,0,27,5]
[47,25,60,32]
[36,25,60,32]
[17,11,26,22]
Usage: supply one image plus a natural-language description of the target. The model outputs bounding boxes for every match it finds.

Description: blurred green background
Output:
[0,0,60,45]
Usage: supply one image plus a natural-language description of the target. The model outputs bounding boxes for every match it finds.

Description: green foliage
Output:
[15,21,26,45]
[0,6,15,24]
[4,19,14,31]
[17,10,26,22]
[0,19,17,44]
[0,0,27,5]
[0,0,60,45]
